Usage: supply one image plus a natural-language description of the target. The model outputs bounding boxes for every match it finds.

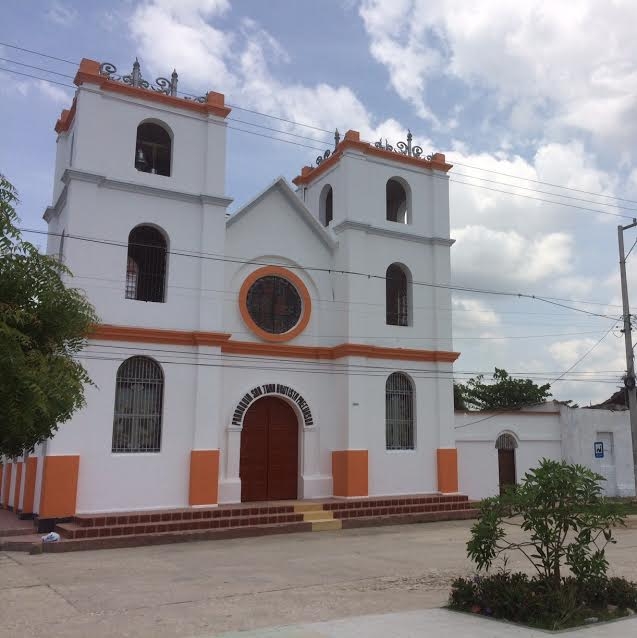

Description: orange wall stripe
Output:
[89,324,460,363]
[22,457,38,515]
[12,461,23,510]
[189,450,220,506]
[238,266,312,343]
[39,455,80,519]
[332,450,368,497]
[72,58,231,119]
[437,448,459,494]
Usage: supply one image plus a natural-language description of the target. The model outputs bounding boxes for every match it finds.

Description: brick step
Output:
[56,511,306,539]
[341,508,479,529]
[44,521,313,553]
[332,500,476,519]
[323,495,469,512]
[72,504,298,528]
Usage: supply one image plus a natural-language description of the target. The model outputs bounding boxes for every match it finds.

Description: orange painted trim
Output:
[189,450,220,506]
[54,97,77,133]
[238,266,312,343]
[437,448,458,494]
[332,450,368,497]
[39,455,80,519]
[13,462,23,510]
[88,323,460,362]
[293,129,453,186]
[73,58,231,119]
[21,457,38,515]
[89,324,232,346]
[0,462,9,507]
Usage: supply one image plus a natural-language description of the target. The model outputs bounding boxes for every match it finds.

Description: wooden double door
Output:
[240,397,299,502]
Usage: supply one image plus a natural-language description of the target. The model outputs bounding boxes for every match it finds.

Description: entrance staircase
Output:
[0,493,478,553]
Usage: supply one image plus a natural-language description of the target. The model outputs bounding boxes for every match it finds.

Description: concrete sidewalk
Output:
[215,608,637,637]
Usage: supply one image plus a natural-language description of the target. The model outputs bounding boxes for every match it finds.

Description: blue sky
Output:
[2,0,636,404]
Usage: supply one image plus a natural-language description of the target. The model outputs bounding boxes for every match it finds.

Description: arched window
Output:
[319,184,333,226]
[495,433,518,450]
[386,263,410,326]
[386,178,408,223]
[386,372,415,450]
[112,356,164,453]
[495,432,517,493]
[125,225,167,302]
[134,121,172,176]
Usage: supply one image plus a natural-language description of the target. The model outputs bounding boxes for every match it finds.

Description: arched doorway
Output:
[240,396,299,502]
[496,433,517,494]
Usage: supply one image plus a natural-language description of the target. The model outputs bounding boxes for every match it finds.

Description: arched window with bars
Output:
[112,356,164,453]
[385,372,415,450]
[125,225,168,302]
[386,263,410,326]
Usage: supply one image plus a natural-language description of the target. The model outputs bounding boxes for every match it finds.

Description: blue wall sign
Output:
[594,442,604,459]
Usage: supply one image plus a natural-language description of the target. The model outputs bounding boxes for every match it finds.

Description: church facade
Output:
[1,59,461,522]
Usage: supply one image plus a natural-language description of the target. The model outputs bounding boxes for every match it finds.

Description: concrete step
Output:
[310,519,342,532]
[340,508,479,529]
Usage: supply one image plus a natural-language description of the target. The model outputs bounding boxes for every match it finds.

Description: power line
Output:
[20,227,621,321]
[1,42,636,210]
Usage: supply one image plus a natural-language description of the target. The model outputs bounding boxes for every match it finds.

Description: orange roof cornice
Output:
[72,58,231,119]
[293,129,453,186]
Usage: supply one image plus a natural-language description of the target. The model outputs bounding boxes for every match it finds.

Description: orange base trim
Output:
[39,455,80,518]
[437,448,458,494]
[189,450,220,506]
[332,450,368,497]
[13,461,24,511]
[89,324,460,363]
[22,457,38,515]
[0,462,10,507]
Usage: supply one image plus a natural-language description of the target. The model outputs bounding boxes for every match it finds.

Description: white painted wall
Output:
[455,409,562,500]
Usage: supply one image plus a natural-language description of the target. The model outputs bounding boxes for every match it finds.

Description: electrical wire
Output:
[20,227,621,321]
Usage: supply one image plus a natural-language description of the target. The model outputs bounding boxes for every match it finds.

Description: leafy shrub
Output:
[606,577,637,610]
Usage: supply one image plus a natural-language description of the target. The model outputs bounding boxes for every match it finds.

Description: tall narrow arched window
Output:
[319,184,333,226]
[386,178,409,223]
[386,372,415,450]
[386,263,410,326]
[112,357,164,453]
[125,225,167,302]
[134,121,172,176]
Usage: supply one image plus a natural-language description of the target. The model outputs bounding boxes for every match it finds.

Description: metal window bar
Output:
[112,356,164,453]
[386,372,415,450]
[386,265,409,326]
[495,433,517,450]
[125,227,167,302]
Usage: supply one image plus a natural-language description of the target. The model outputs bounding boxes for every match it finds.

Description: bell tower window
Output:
[319,184,333,226]
[135,121,172,176]
[126,225,168,303]
[386,263,410,326]
[386,178,409,223]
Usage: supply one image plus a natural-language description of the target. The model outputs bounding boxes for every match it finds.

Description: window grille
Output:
[495,433,517,450]
[112,356,163,453]
[386,263,409,326]
[386,372,415,450]
[125,226,167,302]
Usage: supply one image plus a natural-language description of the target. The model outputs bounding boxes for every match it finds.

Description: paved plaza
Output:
[1,519,637,637]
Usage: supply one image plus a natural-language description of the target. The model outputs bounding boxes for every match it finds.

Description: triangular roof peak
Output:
[226,176,337,252]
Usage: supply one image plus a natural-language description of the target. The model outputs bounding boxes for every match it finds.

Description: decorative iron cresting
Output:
[315,129,435,167]
[98,59,207,103]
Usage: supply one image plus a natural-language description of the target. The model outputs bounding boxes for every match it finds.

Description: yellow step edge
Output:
[311,519,342,532]
[294,503,325,513]
[302,511,334,521]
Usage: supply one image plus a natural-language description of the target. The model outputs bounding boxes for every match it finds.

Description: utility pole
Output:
[618,219,637,494]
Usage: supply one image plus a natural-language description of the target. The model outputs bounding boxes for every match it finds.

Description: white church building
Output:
[0,58,463,525]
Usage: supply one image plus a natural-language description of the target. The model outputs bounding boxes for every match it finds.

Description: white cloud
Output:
[359,0,637,152]
[36,80,72,104]
[47,1,78,26]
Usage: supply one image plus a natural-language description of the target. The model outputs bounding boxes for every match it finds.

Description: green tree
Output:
[459,367,551,411]
[467,460,626,589]
[0,174,98,457]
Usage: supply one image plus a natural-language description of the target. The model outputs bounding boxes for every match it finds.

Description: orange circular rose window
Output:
[239,266,311,342]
